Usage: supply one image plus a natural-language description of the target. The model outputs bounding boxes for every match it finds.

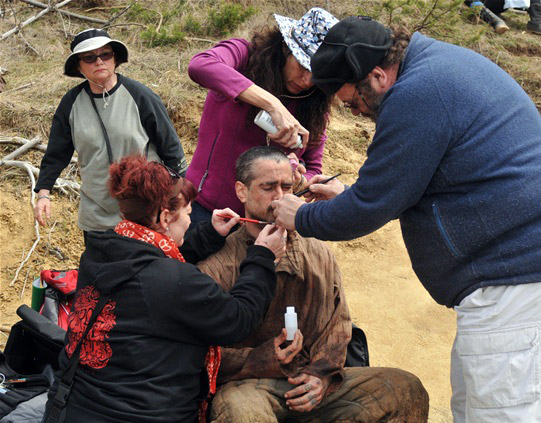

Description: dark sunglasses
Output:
[156,164,182,223]
[79,51,114,64]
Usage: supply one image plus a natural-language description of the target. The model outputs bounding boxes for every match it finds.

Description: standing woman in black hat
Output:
[33,29,188,239]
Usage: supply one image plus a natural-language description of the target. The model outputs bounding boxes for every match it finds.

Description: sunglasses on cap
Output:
[160,163,181,179]
[79,51,114,64]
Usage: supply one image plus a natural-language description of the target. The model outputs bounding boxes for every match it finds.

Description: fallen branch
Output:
[0,135,40,163]
[155,10,163,32]
[3,159,80,194]
[1,0,74,40]
[186,36,216,44]
[102,0,136,29]
[105,22,145,29]
[18,0,107,24]
[18,31,40,56]
[0,136,47,152]
[1,81,34,92]
[85,5,127,13]
[0,135,78,163]
[20,267,31,299]
[7,159,40,286]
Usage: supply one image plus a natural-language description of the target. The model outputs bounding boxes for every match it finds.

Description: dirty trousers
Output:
[210,367,429,423]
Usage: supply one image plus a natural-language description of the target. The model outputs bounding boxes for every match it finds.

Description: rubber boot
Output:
[467,1,509,34]
[527,0,541,34]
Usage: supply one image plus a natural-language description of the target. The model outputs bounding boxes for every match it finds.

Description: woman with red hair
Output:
[42,155,286,423]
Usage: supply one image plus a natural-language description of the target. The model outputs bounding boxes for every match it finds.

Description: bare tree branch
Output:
[1,0,74,40]
[18,31,40,55]
[3,159,80,194]
[0,135,40,163]
[5,159,40,286]
[102,0,137,29]
[1,81,34,92]
[18,0,107,24]
[0,135,77,163]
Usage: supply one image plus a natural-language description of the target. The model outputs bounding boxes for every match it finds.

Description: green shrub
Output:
[140,24,185,48]
[163,0,187,23]
[127,3,160,24]
[182,13,203,35]
[207,2,256,37]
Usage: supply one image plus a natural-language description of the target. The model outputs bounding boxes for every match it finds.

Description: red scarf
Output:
[114,220,221,422]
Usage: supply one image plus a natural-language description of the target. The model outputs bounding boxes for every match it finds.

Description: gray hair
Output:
[236,146,289,186]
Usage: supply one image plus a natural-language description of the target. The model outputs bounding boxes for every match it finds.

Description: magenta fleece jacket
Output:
[186,38,327,215]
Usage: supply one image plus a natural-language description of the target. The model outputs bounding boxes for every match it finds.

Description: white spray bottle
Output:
[284,306,298,341]
[254,110,303,149]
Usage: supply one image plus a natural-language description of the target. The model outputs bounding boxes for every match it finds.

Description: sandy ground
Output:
[329,225,456,423]
[0,181,456,423]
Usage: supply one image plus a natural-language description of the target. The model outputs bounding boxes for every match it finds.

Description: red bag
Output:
[39,269,78,330]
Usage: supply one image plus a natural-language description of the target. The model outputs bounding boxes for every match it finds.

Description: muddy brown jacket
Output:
[198,226,351,393]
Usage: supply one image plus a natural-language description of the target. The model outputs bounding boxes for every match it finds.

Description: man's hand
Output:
[303,174,345,203]
[270,194,305,231]
[254,225,287,262]
[274,328,303,365]
[284,373,330,412]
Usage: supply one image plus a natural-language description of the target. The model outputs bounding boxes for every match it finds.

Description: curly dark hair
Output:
[244,27,332,148]
[379,25,412,69]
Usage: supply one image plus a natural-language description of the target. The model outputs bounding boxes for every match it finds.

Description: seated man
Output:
[197,146,429,423]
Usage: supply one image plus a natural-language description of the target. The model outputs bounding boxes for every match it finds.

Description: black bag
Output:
[345,324,369,367]
[4,306,65,375]
[0,306,65,420]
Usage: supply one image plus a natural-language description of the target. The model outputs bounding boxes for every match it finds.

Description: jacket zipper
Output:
[198,132,219,192]
[431,202,464,259]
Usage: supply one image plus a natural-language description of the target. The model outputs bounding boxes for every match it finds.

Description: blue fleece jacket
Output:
[297,33,541,307]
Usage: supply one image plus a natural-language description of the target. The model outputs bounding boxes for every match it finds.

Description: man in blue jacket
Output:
[271,16,541,423]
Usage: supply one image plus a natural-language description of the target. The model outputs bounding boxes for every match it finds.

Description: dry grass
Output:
[0,1,538,146]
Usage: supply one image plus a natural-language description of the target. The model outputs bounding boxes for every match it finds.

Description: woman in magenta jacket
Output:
[186,8,338,223]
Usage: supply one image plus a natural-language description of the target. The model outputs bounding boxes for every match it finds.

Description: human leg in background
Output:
[527,0,541,33]
[465,1,510,33]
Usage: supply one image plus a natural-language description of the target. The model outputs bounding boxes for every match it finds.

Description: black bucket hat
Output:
[310,16,392,95]
[64,28,128,78]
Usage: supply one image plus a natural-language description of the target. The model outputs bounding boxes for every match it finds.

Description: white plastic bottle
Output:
[254,110,303,149]
[284,306,298,341]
